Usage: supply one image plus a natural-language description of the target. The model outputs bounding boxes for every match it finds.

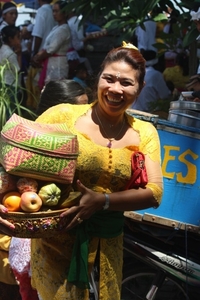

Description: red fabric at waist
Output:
[52,53,66,57]
[67,48,75,53]
[38,53,66,90]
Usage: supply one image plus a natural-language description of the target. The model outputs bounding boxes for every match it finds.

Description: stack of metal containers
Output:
[168,92,200,128]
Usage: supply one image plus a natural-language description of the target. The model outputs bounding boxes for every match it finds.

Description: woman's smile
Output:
[105,93,123,104]
[98,61,140,114]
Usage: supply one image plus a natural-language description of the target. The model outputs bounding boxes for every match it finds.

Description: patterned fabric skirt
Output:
[31,233,123,300]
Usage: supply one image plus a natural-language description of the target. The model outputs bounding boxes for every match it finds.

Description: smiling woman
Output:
[0,41,163,300]
[29,42,163,300]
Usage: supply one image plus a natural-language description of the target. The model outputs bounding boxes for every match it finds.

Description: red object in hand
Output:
[125,151,148,189]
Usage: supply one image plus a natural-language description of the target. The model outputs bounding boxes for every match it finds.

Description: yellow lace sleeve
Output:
[36,103,75,124]
[146,183,163,205]
[126,114,163,205]
[126,114,161,162]
[36,103,94,131]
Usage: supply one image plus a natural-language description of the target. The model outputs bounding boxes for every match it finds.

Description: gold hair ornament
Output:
[122,41,138,50]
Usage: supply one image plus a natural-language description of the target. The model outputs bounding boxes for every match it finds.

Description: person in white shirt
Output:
[135,18,157,52]
[31,0,71,90]
[67,11,93,78]
[31,0,56,57]
[26,0,56,109]
[0,2,18,49]
[0,25,21,87]
[0,25,21,117]
[0,2,18,32]
[131,50,171,112]
[163,9,182,68]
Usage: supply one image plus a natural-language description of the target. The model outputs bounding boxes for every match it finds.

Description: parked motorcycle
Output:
[121,218,200,300]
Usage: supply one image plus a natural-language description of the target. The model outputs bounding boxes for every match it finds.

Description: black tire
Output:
[121,264,190,300]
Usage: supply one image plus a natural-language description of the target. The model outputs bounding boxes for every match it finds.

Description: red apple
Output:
[20,192,42,212]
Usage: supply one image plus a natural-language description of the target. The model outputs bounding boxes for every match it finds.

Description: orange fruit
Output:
[2,191,22,212]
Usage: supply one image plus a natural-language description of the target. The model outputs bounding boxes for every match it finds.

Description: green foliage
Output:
[183,25,199,48]
[148,97,172,113]
[0,62,36,131]
[66,0,199,48]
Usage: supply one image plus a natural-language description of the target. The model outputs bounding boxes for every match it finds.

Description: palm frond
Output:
[0,61,37,131]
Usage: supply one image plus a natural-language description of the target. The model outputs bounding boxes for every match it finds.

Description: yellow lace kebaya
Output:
[31,102,163,300]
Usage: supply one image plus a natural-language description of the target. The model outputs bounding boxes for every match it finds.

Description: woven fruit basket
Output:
[0,208,69,238]
[0,191,81,238]
[0,114,81,238]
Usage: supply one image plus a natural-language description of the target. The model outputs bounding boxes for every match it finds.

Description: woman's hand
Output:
[59,180,104,230]
[31,50,50,68]
[31,55,42,68]
[0,204,15,236]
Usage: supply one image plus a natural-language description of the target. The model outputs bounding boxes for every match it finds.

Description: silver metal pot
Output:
[168,101,200,128]
[168,110,200,128]
[169,109,200,118]
[170,101,200,112]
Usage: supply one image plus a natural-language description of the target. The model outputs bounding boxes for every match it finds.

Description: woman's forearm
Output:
[35,50,51,62]
[100,187,161,212]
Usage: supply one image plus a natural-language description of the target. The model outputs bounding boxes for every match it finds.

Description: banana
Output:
[58,191,82,208]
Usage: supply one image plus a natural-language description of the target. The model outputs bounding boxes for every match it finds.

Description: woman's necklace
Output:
[94,107,125,148]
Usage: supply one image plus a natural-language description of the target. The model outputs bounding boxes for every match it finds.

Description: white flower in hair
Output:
[190,7,200,21]
[122,41,138,50]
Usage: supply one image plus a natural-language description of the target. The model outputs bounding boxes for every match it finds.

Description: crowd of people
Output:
[1,1,200,116]
[0,0,98,116]
[132,3,200,112]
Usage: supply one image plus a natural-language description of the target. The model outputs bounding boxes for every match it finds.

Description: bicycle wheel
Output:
[121,265,190,300]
